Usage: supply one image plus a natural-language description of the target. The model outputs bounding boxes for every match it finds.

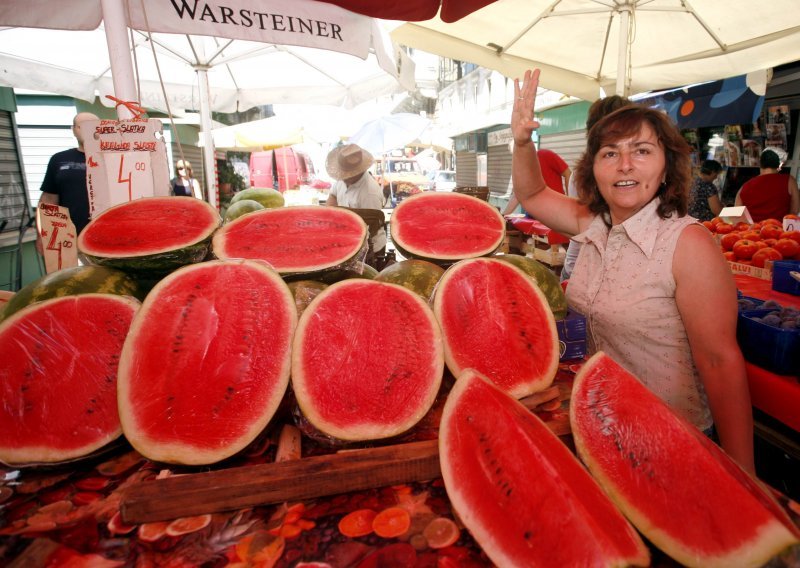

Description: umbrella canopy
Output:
[392,0,800,100]
[317,0,499,23]
[211,114,343,150]
[348,113,431,155]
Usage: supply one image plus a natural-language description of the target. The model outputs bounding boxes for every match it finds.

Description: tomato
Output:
[732,239,759,260]
[780,230,800,245]
[734,222,752,232]
[755,240,768,250]
[762,238,778,248]
[782,214,799,220]
[701,220,714,231]
[759,224,783,240]
[710,216,722,227]
[751,247,783,268]
[740,230,762,241]
[723,251,736,262]
[715,222,735,234]
[774,238,800,258]
[720,232,741,252]
[763,218,783,226]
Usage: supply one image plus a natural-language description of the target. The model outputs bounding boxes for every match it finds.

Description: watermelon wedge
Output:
[212,205,368,275]
[0,294,140,465]
[390,192,505,263]
[439,369,651,567]
[571,352,800,568]
[291,279,444,441]
[118,260,297,465]
[78,196,221,273]
[433,257,559,398]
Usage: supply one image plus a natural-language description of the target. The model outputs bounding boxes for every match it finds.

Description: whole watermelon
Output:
[231,187,285,209]
[494,254,568,319]
[374,259,445,302]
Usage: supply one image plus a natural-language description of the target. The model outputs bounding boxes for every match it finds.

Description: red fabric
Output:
[315,0,497,22]
[737,173,792,222]
[506,217,570,244]
[734,274,800,309]
[538,149,569,195]
[746,362,800,432]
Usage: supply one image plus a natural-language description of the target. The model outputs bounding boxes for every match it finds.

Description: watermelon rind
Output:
[390,192,505,263]
[78,196,221,274]
[439,369,651,567]
[212,205,368,275]
[433,257,559,399]
[0,294,140,466]
[0,265,144,323]
[117,259,297,465]
[291,279,444,441]
[570,352,800,568]
[374,259,445,303]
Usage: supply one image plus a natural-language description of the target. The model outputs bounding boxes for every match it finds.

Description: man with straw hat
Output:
[325,143,387,255]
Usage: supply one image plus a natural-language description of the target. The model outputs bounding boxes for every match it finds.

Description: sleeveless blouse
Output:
[566,199,712,430]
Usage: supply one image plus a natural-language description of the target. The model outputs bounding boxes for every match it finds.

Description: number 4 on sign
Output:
[36,203,78,274]
[117,154,148,201]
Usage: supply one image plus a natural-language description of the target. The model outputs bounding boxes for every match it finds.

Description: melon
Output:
[78,196,221,274]
[432,258,559,398]
[314,261,379,284]
[0,265,144,322]
[439,369,650,567]
[374,259,445,302]
[117,259,297,465]
[390,192,505,263]
[212,206,368,275]
[494,254,568,319]
[231,187,285,209]
[0,294,140,465]
[224,199,264,222]
[287,280,328,316]
[291,279,444,441]
[571,352,800,568]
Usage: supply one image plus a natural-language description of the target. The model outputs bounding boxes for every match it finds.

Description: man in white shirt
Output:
[325,144,387,256]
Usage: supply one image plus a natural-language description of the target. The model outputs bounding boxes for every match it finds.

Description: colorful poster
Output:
[768,104,791,135]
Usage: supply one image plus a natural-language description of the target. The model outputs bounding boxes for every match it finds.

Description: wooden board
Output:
[121,439,439,524]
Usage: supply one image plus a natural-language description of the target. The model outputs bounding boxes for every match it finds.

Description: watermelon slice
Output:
[291,279,444,441]
[390,192,505,263]
[433,257,559,398]
[212,205,368,275]
[118,259,297,465]
[78,196,221,273]
[439,369,651,567]
[571,352,800,567]
[0,294,140,465]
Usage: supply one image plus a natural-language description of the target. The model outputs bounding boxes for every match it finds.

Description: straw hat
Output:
[326,144,374,180]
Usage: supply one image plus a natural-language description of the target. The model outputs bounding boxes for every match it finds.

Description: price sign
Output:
[83,118,170,218]
[784,216,799,232]
[36,203,78,273]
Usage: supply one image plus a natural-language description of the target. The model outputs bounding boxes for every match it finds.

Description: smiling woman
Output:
[510,68,755,475]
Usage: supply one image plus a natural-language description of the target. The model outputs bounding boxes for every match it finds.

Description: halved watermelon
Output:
[0,294,140,465]
[212,205,368,275]
[291,279,443,441]
[118,259,297,465]
[571,352,800,568]
[439,369,650,567]
[78,196,221,273]
[390,192,505,263]
[432,257,559,398]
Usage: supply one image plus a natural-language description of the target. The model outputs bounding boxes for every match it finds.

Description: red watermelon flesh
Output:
[432,258,559,399]
[439,369,650,567]
[0,294,140,465]
[291,279,443,441]
[390,192,505,261]
[118,260,297,465]
[212,206,367,274]
[570,352,800,568]
[78,196,220,258]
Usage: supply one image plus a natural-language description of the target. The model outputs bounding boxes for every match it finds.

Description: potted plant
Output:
[218,160,247,201]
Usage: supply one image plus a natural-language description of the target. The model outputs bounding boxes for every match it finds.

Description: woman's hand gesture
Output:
[512,69,541,147]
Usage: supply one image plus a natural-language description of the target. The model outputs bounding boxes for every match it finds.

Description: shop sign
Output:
[36,203,77,273]
[488,128,513,147]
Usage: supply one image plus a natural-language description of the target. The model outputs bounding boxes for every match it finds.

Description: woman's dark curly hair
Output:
[573,104,692,221]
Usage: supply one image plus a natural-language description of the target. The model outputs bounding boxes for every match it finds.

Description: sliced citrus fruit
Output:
[338,508,377,537]
[372,507,411,538]
[165,514,212,536]
[422,517,460,549]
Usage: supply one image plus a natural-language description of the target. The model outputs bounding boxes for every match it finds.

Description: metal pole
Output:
[616,3,631,96]
[196,65,218,209]
[100,0,137,119]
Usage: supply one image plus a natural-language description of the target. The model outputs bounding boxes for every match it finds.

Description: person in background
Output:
[325,143,387,257]
[39,112,99,236]
[561,95,632,281]
[503,148,571,215]
[735,149,799,222]
[170,159,203,199]
[512,69,754,473]
[688,159,723,222]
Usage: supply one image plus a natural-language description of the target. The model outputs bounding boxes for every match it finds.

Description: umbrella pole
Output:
[196,66,218,209]
[100,0,137,120]
[616,3,632,96]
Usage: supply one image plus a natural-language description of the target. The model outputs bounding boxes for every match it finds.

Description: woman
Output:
[512,69,754,473]
[735,149,799,222]
[171,159,202,199]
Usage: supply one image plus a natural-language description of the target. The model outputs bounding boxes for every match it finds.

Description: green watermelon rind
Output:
[291,279,444,442]
[390,192,506,263]
[0,294,141,466]
[374,259,445,303]
[494,254,568,320]
[570,352,800,568]
[439,369,651,567]
[433,257,560,399]
[117,259,297,465]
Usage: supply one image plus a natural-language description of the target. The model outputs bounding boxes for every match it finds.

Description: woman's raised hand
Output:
[511,69,541,147]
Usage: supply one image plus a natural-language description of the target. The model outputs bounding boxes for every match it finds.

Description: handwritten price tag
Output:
[784,216,798,232]
[36,203,78,274]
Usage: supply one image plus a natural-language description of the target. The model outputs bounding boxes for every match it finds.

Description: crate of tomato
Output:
[705,216,800,277]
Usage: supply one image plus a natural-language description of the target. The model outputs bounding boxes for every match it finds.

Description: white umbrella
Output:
[392,0,800,100]
[348,113,431,155]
